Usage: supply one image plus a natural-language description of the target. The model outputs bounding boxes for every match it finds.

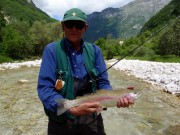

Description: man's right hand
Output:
[69,102,101,116]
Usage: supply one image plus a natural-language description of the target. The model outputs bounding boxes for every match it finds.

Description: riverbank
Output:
[0,60,41,70]
[0,59,180,96]
[107,59,180,96]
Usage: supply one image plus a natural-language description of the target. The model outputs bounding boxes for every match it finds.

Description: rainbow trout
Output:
[57,89,140,116]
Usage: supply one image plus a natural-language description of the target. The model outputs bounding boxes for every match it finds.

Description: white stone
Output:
[107,59,180,95]
[18,79,29,84]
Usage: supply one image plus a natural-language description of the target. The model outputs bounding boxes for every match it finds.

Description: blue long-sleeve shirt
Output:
[37,39,112,112]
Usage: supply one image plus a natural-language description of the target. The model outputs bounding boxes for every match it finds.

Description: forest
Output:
[0,0,179,63]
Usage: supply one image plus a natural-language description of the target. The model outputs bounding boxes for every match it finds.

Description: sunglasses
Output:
[63,21,85,30]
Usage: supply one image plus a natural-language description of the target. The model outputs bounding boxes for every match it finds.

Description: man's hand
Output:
[69,102,102,116]
[117,96,134,108]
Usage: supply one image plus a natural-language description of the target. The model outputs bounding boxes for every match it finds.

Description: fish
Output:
[56,89,141,116]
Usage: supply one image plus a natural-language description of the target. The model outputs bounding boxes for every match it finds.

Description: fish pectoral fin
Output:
[96,106,103,115]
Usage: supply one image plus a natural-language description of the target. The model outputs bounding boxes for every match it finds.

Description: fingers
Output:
[85,102,100,108]
[117,98,128,107]
[70,102,101,116]
[82,102,101,113]
[117,97,134,108]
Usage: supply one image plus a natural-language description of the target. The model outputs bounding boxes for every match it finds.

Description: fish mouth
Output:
[134,93,141,99]
[129,92,141,99]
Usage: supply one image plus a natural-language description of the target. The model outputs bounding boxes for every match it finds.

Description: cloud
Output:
[32,0,134,20]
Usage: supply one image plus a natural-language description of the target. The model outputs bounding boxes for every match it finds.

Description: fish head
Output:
[127,92,141,100]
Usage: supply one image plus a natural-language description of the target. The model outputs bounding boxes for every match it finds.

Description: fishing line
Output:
[81,16,179,90]
[100,15,180,76]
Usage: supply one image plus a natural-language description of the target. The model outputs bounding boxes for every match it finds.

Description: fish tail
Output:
[56,98,69,116]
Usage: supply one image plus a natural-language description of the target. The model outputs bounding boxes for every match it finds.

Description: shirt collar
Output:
[63,38,85,51]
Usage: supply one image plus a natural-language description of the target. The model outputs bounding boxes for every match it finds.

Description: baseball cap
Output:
[61,8,87,23]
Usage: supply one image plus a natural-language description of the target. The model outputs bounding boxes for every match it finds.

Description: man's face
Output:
[62,20,88,43]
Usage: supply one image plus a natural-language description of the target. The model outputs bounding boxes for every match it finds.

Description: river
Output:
[0,67,179,135]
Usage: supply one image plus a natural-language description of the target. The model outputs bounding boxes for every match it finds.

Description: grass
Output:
[150,55,180,63]
[113,55,180,63]
[0,54,13,63]
[0,54,41,64]
[0,54,180,64]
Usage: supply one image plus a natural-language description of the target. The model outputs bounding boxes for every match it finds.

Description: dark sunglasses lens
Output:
[64,21,85,30]
[76,22,85,30]
[64,21,73,29]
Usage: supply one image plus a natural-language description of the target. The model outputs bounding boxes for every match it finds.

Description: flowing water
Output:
[0,67,179,135]
[103,68,180,135]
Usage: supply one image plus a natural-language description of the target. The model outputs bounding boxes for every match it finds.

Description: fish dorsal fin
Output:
[75,89,108,99]
[96,89,110,95]
[76,92,94,99]
[75,88,133,99]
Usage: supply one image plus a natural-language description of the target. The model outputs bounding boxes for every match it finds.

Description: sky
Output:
[32,0,134,21]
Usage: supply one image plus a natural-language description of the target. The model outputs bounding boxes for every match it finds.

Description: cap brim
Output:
[62,16,86,23]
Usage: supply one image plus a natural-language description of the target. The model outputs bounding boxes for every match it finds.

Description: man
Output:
[37,8,133,135]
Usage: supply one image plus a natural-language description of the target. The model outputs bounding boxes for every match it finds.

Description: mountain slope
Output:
[86,0,171,42]
[141,0,180,32]
[0,0,56,23]
[139,0,180,56]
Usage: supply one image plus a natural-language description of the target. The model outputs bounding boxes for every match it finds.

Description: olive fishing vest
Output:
[44,39,99,123]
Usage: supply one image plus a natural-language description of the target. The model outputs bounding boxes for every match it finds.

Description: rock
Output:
[0,68,5,71]
[18,79,29,84]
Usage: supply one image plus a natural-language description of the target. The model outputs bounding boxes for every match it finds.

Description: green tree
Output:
[0,11,6,29]
[95,38,106,49]
[47,22,63,42]
[158,19,180,56]
[1,24,32,58]
[0,5,6,43]
[29,21,50,55]
[0,20,33,59]
[100,38,121,59]
[29,21,62,56]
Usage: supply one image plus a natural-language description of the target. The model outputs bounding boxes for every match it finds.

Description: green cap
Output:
[62,8,87,23]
